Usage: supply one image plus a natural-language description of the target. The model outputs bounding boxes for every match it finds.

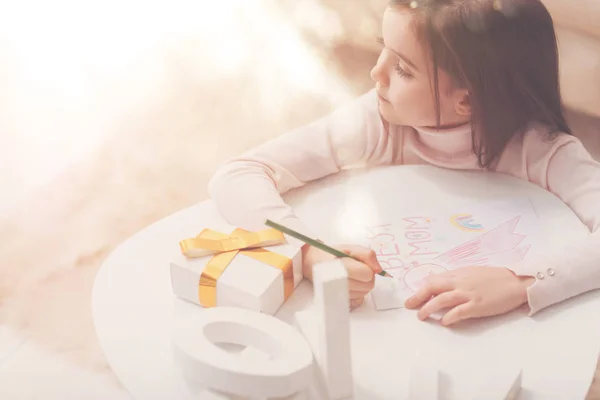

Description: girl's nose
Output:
[370,53,389,86]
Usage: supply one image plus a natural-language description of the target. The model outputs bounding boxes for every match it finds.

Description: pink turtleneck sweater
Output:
[208,89,600,315]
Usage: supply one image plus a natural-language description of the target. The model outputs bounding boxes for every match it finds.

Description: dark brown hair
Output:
[390,0,572,168]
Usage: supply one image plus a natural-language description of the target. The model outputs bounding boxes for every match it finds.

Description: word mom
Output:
[403,217,438,257]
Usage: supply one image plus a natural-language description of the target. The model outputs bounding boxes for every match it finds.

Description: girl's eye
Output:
[377,36,413,79]
[395,63,413,79]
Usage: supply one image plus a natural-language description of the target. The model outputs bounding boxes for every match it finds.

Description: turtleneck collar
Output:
[413,123,474,156]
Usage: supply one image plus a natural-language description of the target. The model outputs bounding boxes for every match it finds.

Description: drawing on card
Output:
[450,213,484,231]
[367,199,540,311]
[435,216,528,269]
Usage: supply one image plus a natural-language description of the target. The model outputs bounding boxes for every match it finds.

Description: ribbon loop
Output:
[179,228,294,308]
[180,228,286,258]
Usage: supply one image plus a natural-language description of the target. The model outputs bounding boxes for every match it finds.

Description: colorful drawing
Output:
[370,212,537,311]
[450,213,484,231]
[435,216,527,268]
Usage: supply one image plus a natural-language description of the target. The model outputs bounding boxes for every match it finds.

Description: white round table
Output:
[92,165,600,399]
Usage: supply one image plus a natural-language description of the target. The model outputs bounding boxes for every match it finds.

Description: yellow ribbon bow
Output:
[179,228,294,308]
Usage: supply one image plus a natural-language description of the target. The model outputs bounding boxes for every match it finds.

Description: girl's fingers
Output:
[348,277,375,294]
[349,290,369,300]
[343,258,376,282]
[441,302,476,326]
[350,297,365,310]
[405,275,454,309]
[417,291,469,321]
[342,247,383,274]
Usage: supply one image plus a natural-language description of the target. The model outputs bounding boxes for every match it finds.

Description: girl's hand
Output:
[404,266,535,326]
[303,244,383,310]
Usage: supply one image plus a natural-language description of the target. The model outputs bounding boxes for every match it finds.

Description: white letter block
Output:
[198,346,273,399]
[198,347,308,400]
[312,260,354,399]
[172,307,315,399]
[471,368,522,400]
[198,389,308,400]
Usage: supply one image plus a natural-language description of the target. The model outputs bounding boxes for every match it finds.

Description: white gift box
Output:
[170,227,303,316]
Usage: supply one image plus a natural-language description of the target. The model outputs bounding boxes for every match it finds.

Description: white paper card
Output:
[370,198,540,310]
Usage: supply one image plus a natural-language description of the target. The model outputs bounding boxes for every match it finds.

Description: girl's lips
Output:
[377,92,389,102]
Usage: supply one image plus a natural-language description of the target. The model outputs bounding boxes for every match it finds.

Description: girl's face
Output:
[371,7,470,129]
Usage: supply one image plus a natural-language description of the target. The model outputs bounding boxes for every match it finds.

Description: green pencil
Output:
[265,219,394,278]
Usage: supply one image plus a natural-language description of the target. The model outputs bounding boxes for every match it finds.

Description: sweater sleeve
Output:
[511,137,600,314]
[207,89,393,241]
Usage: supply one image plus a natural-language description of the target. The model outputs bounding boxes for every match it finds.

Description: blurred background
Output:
[0,0,598,398]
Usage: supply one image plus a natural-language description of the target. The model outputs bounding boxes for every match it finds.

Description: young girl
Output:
[208,0,600,326]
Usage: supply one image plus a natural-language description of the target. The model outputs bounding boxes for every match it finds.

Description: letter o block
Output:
[172,307,315,399]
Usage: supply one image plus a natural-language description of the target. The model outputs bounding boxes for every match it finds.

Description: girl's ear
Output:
[455,90,471,117]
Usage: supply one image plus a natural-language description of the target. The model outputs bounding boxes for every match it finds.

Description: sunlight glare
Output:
[0,0,355,214]
[333,187,382,243]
